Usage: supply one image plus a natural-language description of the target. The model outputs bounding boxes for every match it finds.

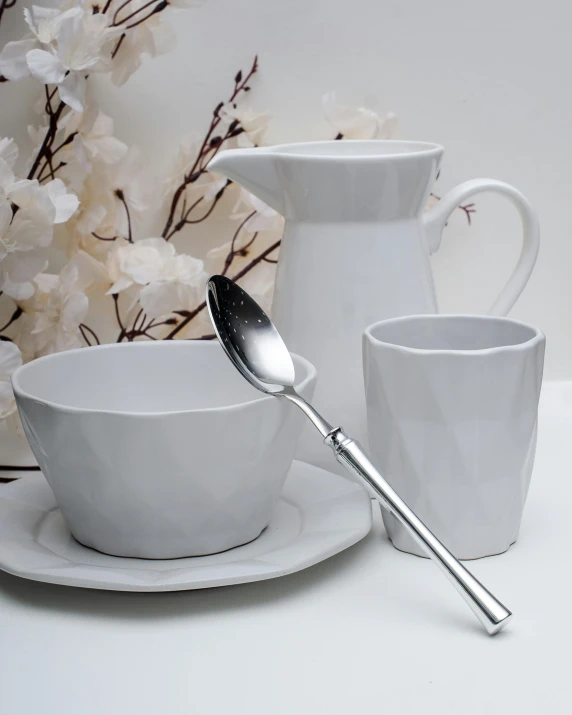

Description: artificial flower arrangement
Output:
[0,1,473,467]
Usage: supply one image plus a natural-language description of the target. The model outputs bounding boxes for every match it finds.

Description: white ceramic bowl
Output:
[12,342,316,559]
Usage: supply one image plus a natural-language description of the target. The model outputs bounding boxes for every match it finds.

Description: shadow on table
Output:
[0,516,513,638]
[0,532,375,623]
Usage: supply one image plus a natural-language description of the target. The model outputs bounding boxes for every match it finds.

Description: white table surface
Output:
[1,382,570,715]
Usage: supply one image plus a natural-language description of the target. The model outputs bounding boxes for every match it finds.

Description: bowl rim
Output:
[11,341,317,417]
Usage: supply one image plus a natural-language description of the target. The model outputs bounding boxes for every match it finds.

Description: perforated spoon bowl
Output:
[207,275,512,635]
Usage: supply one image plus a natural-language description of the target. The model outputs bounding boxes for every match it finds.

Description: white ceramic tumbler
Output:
[363,315,545,560]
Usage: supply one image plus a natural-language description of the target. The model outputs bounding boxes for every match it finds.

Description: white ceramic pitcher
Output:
[208,140,540,474]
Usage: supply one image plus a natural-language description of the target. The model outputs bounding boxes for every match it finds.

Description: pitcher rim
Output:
[269,139,444,160]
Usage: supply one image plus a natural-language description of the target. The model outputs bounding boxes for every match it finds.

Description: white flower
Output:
[0,6,107,99]
[220,104,270,148]
[68,109,127,165]
[68,147,152,254]
[323,92,397,140]
[0,140,78,225]
[58,99,128,193]
[0,160,51,218]
[28,261,90,356]
[24,6,82,45]
[8,177,78,224]
[13,250,104,358]
[26,10,112,111]
[0,39,38,81]
[231,187,284,234]
[0,200,52,300]
[109,1,175,87]
[110,147,153,230]
[107,237,207,318]
[139,274,204,319]
[42,178,80,223]
[0,341,22,420]
[0,140,78,297]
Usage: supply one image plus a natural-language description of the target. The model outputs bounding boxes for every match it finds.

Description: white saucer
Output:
[0,461,372,592]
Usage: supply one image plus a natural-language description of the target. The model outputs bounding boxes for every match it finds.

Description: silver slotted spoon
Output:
[206,274,512,635]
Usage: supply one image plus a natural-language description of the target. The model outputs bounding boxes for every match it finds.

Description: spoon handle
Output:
[325,427,512,635]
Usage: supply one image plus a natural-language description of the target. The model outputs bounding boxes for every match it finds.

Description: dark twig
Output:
[132,308,145,334]
[183,193,222,225]
[459,202,476,225]
[161,56,258,240]
[0,465,41,473]
[38,161,66,183]
[124,0,167,30]
[113,0,159,25]
[230,239,280,282]
[113,294,127,341]
[27,100,66,180]
[164,196,203,241]
[0,306,22,334]
[430,193,477,226]
[111,33,126,59]
[165,239,280,340]
[115,189,133,242]
[222,212,257,275]
[92,232,118,242]
[0,0,17,28]
[112,0,141,23]
[79,323,101,346]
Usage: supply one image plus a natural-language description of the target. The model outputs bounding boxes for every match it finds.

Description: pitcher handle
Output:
[423,179,540,316]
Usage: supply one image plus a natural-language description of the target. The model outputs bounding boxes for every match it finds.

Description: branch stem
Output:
[164,239,280,340]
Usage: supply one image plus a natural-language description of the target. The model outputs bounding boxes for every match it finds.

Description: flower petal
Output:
[7,208,53,249]
[0,199,12,237]
[69,250,108,290]
[8,180,56,222]
[1,274,36,300]
[139,281,184,319]
[26,6,82,45]
[0,138,18,170]
[42,179,79,223]
[0,40,38,81]
[88,136,128,164]
[0,340,22,376]
[106,276,133,295]
[91,111,114,138]
[0,381,17,419]
[136,237,175,258]
[26,49,66,84]
[0,158,15,192]
[57,10,108,72]
[2,248,49,282]
[61,291,88,330]
[57,72,86,112]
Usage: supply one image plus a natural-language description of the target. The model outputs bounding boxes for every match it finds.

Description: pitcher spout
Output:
[207,147,283,215]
